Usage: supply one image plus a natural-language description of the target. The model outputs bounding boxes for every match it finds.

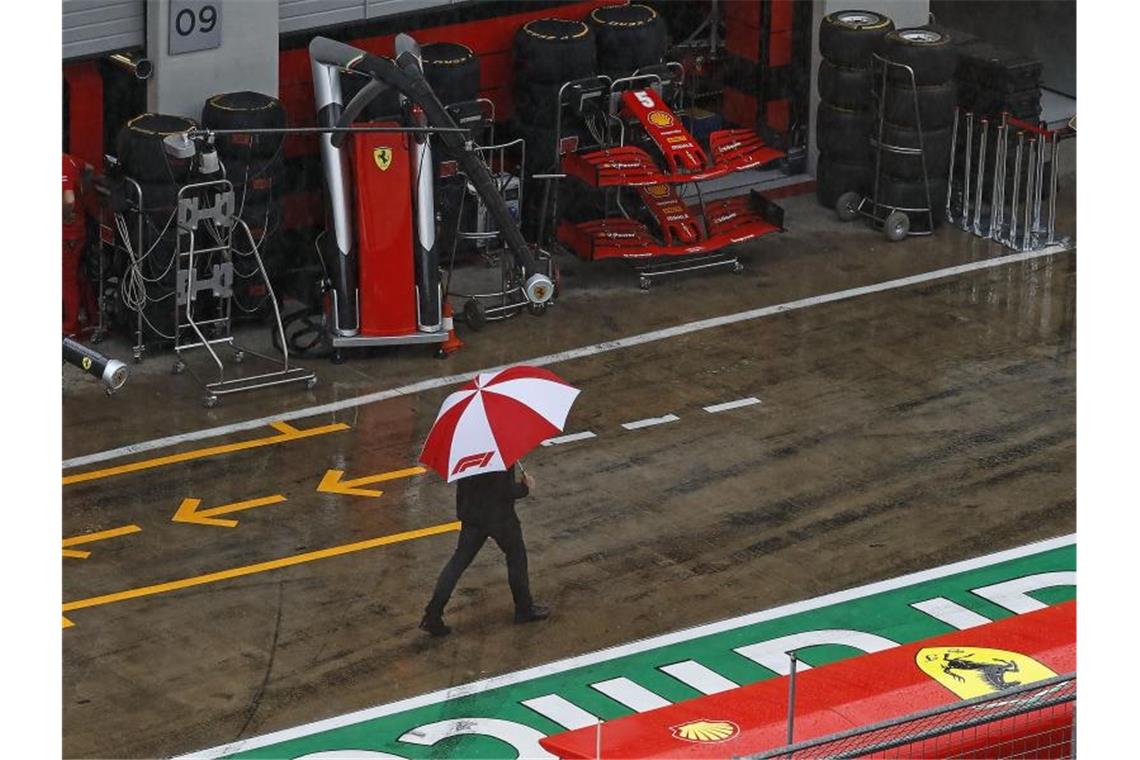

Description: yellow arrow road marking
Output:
[63,421,350,486]
[317,465,427,497]
[172,494,288,528]
[62,521,460,627]
[62,524,143,560]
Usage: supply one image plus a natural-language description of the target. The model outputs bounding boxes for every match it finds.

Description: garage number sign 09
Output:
[169,0,221,56]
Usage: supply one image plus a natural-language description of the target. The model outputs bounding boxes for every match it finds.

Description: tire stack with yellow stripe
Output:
[587,3,667,80]
[815,10,894,210]
[202,91,288,320]
[511,17,597,236]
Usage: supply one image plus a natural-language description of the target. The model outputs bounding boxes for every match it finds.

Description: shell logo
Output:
[670,719,739,743]
[644,184,670,199]
[647,110,675,128]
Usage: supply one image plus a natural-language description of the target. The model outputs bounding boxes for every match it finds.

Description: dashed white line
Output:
[67,246,1072,469]
[659,660,739,695]
[911,597,992,630]
[590,677,671,712]
[703,397,762,413]
[541,431,597,447]
[521,695,599,730]
[621,414,680,431]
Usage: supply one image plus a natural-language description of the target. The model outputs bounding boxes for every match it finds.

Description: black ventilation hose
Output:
[310,37,547,296]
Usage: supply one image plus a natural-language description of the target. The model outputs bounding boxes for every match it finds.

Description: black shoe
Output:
[514,604,551,624]
[419,614,451,637]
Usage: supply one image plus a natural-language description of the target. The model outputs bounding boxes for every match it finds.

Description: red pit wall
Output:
[541,601,1075,759]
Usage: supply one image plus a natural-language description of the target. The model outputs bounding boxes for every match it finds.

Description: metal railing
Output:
[742,673,1075,759]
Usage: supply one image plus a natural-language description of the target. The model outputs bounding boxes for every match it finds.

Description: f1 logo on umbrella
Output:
[451,451,494,477]
[420,365,581,483]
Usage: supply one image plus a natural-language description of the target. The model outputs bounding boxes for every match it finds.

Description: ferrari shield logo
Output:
[373,147,393,171]
[670,719,739,743]
[917,647,1057,699]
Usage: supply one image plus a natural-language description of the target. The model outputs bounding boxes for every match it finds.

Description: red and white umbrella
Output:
[419,365,580,482]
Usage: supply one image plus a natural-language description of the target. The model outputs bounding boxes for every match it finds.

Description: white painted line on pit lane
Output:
[541,431,597,447]
[180,532,1074,760]
[703,396,762,413]
[621,414,679,430]
[591,677,671,712]
[659,660,739,695]
[68,245,1073,470]
[972,571,1077,614]
[521,695,599,730]
[911,597,992,630]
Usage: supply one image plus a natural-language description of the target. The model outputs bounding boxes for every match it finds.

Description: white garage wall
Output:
[808,0,932,175]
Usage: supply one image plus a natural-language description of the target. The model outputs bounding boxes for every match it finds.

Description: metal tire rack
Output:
[168,178,316,407]
[95,168,315,407]
[947,109,1073,251]
[837,53,937,242]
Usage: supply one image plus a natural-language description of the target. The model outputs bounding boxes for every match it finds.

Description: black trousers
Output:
[425,518,532,617]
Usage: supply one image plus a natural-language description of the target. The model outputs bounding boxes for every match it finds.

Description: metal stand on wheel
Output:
[170,179,316,407]
[442,131,559,328]
[836,53,937,241]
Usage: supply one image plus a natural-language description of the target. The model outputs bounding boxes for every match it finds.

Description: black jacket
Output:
[456,465,529,527]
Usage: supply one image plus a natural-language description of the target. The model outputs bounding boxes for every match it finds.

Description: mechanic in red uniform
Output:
[62,153,92,336]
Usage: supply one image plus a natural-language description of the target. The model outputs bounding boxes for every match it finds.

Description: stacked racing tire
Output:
[202,91,289,319]
[867,28,958,234]
[422,42,481,105]
[816,10,894,210]
[511,17,598,236]
[586,3,667,80]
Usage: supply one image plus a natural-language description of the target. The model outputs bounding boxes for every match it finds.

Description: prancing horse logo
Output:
[451,451,494,476]
[373,147,393,171]
[916,647,1057,699]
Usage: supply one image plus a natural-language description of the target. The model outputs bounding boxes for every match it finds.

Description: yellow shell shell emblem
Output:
[644,184,670,199]
[648,110,675,128]
[81,357,92,371]
[670,719,739,743]
[917,647,1057,699]
[373,147,393,171]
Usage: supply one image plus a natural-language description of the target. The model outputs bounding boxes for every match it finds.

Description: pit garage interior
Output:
[55,1,1086,758]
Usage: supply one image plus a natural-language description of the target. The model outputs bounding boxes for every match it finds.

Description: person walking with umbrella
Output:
[418,366,580,637]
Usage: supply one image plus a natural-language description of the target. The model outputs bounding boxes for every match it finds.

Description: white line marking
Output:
[911,597,992,630]
[972,571,1077,614]
[659,660,739,695]
[703,397,762,413]
[541,431,597,447]
[734,630,900,675]
[621,414,679,430]
[522,695,601,730]
[591,677,671,712]
[178,533,1074,759]
[68,246,1072,469]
